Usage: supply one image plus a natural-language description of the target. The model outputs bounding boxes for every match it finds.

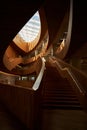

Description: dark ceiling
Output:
[0,0,87,71]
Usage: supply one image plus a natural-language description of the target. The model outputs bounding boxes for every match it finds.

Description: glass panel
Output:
[18,11,40,43]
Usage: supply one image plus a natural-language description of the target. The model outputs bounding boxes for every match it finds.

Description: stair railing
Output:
[48,56,87,111]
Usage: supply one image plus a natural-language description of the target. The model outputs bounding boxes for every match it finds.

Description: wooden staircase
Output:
[41,63,82,110]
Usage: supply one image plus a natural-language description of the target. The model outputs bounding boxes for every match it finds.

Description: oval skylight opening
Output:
[18,11,41,43]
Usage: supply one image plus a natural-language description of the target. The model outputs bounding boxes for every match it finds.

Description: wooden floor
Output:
[0,103,28,130]
[0,103,87,130]
[41,109,87,130]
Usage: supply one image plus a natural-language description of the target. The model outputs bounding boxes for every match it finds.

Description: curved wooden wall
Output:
[0,57,45,129]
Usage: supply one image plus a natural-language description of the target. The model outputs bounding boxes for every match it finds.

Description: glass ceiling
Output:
[18,11,41,43]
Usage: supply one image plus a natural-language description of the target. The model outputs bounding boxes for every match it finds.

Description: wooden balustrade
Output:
[0,57,45,129]
[48,56,87,111]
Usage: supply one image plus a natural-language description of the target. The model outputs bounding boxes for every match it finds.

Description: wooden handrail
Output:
[56,57,87,77]
[49,57,86,94]
[48,56,87,110]
[63,67,85,94]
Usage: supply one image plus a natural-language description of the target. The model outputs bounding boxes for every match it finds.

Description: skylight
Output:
[18,11,41,43]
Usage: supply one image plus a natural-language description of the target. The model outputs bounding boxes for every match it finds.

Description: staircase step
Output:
[42,104,82,110]
[43,100,79,104]
[42,63,81,110]
[43,97,79,101]
[44,93,76,96]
